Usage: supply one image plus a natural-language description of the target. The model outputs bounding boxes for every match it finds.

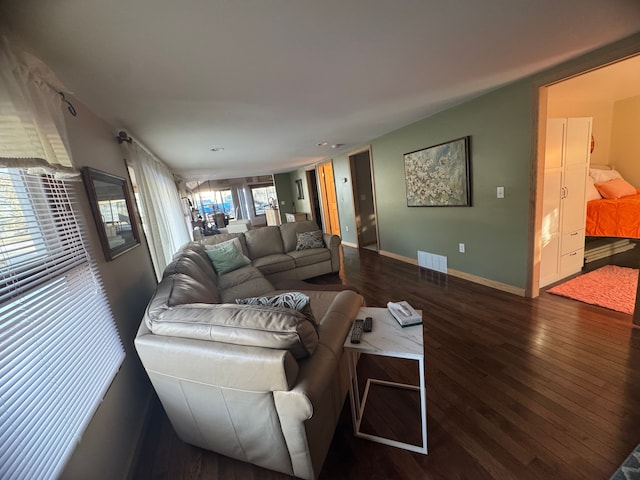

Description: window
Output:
[250,184,277,216]
[199,188,235,221]
[0,168,124,479]
[0,171,46,268]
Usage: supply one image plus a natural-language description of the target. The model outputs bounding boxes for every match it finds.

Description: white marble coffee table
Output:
[343,306,427,454]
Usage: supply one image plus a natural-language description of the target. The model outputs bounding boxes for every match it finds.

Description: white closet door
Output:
[540,117,591,287]
[540,168,563,286]
[561,118,591,235]
[540,119,565,287]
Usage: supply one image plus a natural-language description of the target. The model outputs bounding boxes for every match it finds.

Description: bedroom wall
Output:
[546,96,613,167]
[610,94,640,187]
[60,101,158,479]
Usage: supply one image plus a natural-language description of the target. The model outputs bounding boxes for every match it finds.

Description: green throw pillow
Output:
[206,240,250,274]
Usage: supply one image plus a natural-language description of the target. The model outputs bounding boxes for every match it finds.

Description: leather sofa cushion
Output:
[173,241,208,259]
[220,278,276,304]
[145,303,319,359]
[163,254,217,287]
[147,273,221,322]
[252,254,296,275]
[286,248,331,268]
[245,227,285,258]
[217,264,275,303]
[217,264,270,291]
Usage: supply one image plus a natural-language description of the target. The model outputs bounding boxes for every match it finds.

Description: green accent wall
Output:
[334,79,534,288]
[294,33,640,291]
[273,173,293,223]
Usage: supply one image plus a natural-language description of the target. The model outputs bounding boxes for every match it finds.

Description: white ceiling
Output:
[2,0,640,181]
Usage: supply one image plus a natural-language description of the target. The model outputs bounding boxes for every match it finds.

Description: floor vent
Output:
[417,250,448,273]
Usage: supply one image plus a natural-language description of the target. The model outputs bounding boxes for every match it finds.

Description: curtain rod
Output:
[116,129,171,170]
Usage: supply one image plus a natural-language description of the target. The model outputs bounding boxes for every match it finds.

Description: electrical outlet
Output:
[459,243,465,253]
[497,186,505,198]
[345,225,349,232]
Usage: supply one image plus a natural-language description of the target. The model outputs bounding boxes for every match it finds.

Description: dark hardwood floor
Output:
[133,245,640,480]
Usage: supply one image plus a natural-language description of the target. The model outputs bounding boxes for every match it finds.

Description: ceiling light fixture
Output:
[210,147,224,152]
[315,142,328,147]
[331,144,343,149]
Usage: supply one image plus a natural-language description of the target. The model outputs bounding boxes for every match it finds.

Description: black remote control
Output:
[363,317,373,332]
[350,319,364,343]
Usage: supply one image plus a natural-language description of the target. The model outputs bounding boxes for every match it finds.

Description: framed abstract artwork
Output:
[404,136,471,207]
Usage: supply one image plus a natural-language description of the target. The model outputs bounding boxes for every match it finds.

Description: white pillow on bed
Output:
[585,176,602,201]
[589,167,622,184]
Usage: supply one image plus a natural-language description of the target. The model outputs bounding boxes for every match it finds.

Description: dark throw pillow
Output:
[236,291,318,329]
[296,230,324,251]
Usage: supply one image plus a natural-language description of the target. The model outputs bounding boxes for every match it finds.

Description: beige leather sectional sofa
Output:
[135,230,364,479]
[200,220,341,283]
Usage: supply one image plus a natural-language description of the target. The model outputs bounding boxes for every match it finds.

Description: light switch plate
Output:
[497,186,505,198]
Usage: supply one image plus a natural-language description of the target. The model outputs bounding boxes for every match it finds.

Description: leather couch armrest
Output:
[273,289,363,420]
[323,233,341,272]
[135,329,299,391]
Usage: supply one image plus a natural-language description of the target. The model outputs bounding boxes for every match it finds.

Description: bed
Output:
[586,190,640,238]
[585,166,640,238]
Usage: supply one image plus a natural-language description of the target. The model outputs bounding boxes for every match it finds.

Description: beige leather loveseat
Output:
[200,220,341,283]
[135,240,363,479]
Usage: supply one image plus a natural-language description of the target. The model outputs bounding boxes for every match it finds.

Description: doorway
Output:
[306,169,322,227]
[349,147,379,251]
[317,161,341,236]
[531,53,640,297]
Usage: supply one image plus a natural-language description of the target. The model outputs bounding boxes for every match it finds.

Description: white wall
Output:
[60,100,158,480]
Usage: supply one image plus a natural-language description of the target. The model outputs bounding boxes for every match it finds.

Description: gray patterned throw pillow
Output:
[236,291,318,329]
[296,230,324,251]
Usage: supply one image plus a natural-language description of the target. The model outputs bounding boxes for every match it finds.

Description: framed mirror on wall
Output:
[82,167,141,261]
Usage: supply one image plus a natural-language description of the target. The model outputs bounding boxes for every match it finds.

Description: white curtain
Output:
[0,35,75,175]
[124,141,190,279]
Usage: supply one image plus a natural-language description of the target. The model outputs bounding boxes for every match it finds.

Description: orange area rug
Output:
[546,265,638,315]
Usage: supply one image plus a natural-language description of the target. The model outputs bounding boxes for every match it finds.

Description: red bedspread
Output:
[586,190,640,238]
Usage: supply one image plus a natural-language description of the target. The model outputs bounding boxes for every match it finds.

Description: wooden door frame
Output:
[527,38,640,300]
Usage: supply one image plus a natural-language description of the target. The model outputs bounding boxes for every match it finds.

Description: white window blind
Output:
[0,168,125,480]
